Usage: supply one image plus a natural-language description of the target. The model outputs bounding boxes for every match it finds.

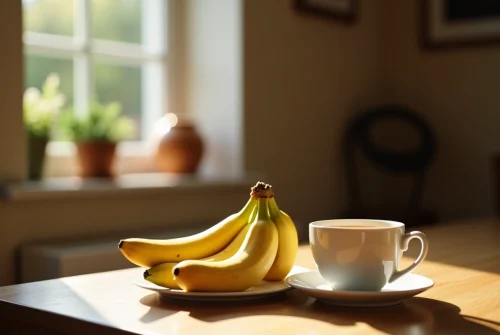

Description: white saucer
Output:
[286,271,434,307]
[135,265,310,302]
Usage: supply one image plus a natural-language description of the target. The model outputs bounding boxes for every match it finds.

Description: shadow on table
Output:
[311,298,500,335]
[0,279,116,335]
[139,291,500,335]
[138,293,181,323]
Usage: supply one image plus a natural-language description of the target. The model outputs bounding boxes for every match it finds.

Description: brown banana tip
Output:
[143,270,150,279]
[173,268,180,276]
[250,181,273,198]
[118,240,124,249]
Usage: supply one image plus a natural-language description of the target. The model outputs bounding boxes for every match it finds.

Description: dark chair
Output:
[491,154,500,217]
[341,105,438,227]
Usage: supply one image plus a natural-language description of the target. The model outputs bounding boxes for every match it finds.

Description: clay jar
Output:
[76,141,117,178]
[156,117,204,174]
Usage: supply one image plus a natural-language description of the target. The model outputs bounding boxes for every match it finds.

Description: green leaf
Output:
[59,100,134,142]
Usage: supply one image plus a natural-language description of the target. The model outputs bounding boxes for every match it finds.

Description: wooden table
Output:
[1,219,499,335]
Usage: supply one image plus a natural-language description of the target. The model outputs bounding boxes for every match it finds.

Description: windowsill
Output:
[1,172,261,202]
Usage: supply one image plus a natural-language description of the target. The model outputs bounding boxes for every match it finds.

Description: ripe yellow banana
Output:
[143,223,252,289]
[173,197,278,292]
[264,196,298,281]
[118,196,257,267]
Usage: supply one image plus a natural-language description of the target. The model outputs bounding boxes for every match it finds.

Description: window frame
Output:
[23,0,167,164]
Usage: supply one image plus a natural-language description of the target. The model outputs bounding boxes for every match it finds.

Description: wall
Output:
[0,1,25,181]
[0,184,252,286]
[0,0,248,286]
[8,1,383,286]
[184,0,244,177]
[5,0,496,286]
[379,0,500,219]
[243,0,381,234]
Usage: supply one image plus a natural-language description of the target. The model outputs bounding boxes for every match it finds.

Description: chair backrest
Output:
[345,105,437,174]
[344,105,437,210]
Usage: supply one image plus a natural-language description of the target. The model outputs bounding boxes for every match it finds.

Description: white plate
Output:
[135,265,310,302]
[286,271,434,307]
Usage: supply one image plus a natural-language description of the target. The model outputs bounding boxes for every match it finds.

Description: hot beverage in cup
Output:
[309,219,428,291]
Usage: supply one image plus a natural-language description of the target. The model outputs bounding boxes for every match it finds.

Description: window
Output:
[23,0,166,157]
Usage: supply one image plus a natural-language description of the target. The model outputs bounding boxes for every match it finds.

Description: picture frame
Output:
[422,0,500,49]
[294,0,357,23]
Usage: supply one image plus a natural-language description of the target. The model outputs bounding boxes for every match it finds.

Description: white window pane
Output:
[91,0,142,44]
[24,54,74,140]
[23,0,74,36]
[93,61,142,140]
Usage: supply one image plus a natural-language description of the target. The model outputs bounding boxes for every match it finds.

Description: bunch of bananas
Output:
[118,182,298,292]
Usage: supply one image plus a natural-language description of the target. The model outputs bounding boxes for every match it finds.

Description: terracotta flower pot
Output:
[156,123,204,174]
[76,141,117,178]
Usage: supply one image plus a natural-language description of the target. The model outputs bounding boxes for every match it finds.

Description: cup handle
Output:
[389,231,429,283]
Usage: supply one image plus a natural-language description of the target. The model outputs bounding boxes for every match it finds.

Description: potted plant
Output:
[23,74,66,180]
[62,101,134,178]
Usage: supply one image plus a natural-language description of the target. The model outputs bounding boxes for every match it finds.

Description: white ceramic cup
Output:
[309,219,429,291]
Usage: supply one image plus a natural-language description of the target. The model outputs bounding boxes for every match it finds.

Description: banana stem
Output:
[268,196,280,219]
[249,205,258,223]
[239,197,257,217]
[257,197,271,220]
